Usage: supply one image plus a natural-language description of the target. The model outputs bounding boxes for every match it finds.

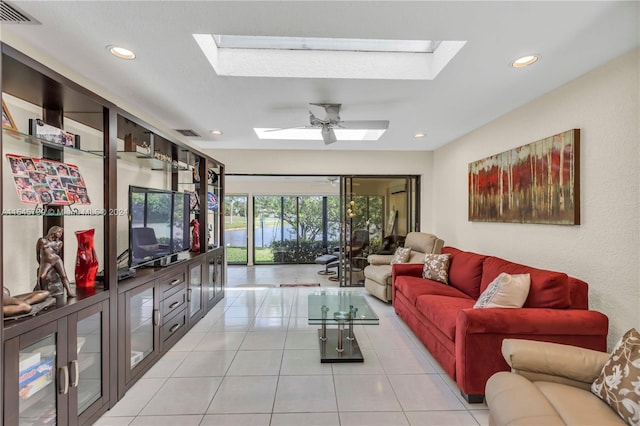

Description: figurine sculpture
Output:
[3,288,51,317]
[190,218,200,252]
[35,226,76,298]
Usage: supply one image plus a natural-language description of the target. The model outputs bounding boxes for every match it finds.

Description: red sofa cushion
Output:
[442,246,486,299]
[395,276,473,306]
[416,295,475,341]
[569,277,589,309]
[480,256,571,309]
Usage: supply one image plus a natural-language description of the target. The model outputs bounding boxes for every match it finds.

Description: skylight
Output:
[213,35,441,53]
[193,34,466,80]
[254,128,387,142]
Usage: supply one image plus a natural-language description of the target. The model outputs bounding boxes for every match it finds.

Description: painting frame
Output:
[2,100,18,131]
[468,129,580,225]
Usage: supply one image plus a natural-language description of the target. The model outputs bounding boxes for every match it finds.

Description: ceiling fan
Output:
[309,103,389,144]
[267,103,389,145]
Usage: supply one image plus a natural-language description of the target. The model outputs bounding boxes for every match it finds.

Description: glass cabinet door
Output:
[189,263,203,320]
[214,249,224,298]
[128,281,157,370]
[206,252,216,306]
[18,333,58,425]
[74,307,104,417]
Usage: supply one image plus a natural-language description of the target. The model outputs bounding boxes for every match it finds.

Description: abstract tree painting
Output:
[468,129,580,225]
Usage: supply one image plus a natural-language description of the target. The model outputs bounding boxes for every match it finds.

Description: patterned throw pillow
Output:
[591,328,640,425]
[390,247,411,264]
[422,253,451,284]
[474,272,530,308]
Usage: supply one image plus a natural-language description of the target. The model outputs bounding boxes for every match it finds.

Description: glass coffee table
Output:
[308,290,379,363]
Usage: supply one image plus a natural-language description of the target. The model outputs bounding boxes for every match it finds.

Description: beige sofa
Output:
[363,231,444,302]
[486,339,623,425]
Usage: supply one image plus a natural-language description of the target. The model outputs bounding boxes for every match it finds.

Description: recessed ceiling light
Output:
[512,55,539,68]
[414,133,426,138]
[210,130,223,136]
[107,45,136,60]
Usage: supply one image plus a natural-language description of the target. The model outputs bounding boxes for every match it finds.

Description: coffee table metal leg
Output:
[336,321,344,353]
[347,305,357,341]
[320,305,328,341]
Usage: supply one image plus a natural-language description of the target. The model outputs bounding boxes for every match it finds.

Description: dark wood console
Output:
[1,42,226,424]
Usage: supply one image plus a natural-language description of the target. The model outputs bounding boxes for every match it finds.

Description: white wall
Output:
[431,48,640,348]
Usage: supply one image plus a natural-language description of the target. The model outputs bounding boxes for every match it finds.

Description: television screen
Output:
[129,186,191,267]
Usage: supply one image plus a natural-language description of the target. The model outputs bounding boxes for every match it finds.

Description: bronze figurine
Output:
[35,226,76,298]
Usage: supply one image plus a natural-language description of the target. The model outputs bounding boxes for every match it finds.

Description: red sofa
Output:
[392,246,609,403]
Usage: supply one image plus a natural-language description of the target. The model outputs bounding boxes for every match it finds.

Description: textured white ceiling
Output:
[2,1,639,152]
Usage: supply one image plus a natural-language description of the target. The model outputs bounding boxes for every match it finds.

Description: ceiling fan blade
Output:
[308,103,327,120]
[309,103,341,122]
[263,126,309,132]
[337,120,389,130]
[321,125,338,144]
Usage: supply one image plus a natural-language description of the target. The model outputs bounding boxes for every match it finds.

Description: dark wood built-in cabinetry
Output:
[1,43,226,424]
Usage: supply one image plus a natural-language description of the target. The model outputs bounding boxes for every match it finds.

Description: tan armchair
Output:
[363,231,444,302]
[486,339,623,425]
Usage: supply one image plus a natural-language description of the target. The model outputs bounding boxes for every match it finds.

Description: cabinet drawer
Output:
[158,270,186,297]
[160,310,187,343]
[161,288,186,318]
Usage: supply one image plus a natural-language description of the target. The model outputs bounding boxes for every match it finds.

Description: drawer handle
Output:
[169,323,181,333]
[169,278,181,286]
[58,366,69,395]
[169,301,181,309]
[70,360,79,388]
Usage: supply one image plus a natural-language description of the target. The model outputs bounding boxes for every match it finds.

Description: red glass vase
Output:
[75,229,99,288]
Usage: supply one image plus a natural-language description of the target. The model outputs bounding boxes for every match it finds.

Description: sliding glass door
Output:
[253,195,340,264]
[338,176,420,286]
[224,195,248,264]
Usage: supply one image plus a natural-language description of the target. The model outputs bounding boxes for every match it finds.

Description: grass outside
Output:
[224,216,280,230]
[225,216,247,230]
[226,246,275,263]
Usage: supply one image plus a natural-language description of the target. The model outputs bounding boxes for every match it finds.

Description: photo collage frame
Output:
[6,154,91,206]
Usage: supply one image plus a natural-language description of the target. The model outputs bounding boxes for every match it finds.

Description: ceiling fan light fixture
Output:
[512,54,539,68]
[107,45,136,60]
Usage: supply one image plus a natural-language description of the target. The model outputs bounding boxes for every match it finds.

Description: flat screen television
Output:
[129,185,190,268]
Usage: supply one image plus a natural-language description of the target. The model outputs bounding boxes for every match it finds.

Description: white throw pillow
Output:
[474,272,531,308]
[390,247,411,264]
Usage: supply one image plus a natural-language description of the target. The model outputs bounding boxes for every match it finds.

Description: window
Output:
[224,195,248,264]
[253,195,340,264]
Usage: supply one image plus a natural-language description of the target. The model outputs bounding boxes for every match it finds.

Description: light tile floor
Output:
[96,265,489,426]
